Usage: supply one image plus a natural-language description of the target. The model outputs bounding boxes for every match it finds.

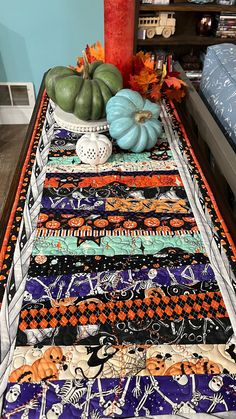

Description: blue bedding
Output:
[200,43,236,150]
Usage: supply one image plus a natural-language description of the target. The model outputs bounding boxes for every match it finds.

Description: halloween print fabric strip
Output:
[32,234,205,256]
[41,196,191,213]
[44,172,183,188]
[3,374,236,418]
[46,159,177,174]
[46,146,177,173]
[36,210,199,234]
[16,317,233,347]
[1,93,236,419]
[19,291,227,332]
[29,252,210,276]
[42,184,187,201]
[23,265,217,303]
[8,343,236,383]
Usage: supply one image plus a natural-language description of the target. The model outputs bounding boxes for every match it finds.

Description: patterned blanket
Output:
[0,92,236,418]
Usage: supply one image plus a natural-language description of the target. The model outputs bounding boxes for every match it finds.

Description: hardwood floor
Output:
[0,124,28,226]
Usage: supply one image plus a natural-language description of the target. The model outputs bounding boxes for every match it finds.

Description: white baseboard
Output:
[0,107,33,124]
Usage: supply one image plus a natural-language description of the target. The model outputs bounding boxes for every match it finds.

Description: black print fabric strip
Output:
[29,250,210,277]
[16,316,233,347]
[44,170,180,181]
[36,209,197,232]
[42,185,188,201]
[48,137,171,157]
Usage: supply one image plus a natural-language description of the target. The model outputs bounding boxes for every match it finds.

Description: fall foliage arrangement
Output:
[72,41,187,103]
[129,51,187,102]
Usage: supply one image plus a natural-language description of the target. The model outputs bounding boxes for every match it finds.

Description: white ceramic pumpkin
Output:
[76,132,112,165]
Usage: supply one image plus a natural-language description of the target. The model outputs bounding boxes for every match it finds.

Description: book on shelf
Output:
[216,29,236,32]
[218,20,236,24]
[217,25,236,29]
[218,16,236,20]
[219,18,236,22]
[216,30,236,37]
[217,34,236,38]
[219,14,236,19]
[214,12,236,37]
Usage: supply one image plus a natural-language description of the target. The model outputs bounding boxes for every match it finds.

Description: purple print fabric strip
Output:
[3,375,236,418]
[24,264,215,303]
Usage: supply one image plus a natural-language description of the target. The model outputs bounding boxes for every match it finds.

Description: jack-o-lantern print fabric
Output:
[1,94,236,418]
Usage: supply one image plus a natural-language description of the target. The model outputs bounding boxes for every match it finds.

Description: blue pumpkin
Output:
[106,89,162,153]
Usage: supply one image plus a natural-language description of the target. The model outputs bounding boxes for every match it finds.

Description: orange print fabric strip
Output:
[19,291,228,331]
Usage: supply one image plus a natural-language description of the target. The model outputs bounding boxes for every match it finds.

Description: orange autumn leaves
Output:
[164,76,187,102]
[129,51,187,102]
[129,51,161,100]
[71,41,104,73]
[70,43,186,102]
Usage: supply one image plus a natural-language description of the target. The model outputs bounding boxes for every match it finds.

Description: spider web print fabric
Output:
[1,93,236,419]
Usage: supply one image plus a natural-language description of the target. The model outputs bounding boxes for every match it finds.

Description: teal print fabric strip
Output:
[32,233,205,256]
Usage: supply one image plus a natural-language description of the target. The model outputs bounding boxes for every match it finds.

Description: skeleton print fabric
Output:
[1,94,236,418]
[3,375,236,418]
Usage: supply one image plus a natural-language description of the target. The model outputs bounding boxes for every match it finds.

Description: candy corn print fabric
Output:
[0,91,236,419]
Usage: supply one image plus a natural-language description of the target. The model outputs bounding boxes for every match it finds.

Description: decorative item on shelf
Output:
[138,13,176,39]
[76,132,112,165]
[138,28,147,40]
[54,106,109,134]
[129,51,187,102]
[106,89,162,153]
[104,0,135,87]
[45,43,123,121]
[197,14,213,37]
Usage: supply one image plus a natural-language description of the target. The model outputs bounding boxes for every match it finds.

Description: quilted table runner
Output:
[1,92,236,418]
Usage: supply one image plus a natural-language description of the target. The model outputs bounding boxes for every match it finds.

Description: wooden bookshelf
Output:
[135,1,236,59]
[139,4,236,12]
[138,35,236,45]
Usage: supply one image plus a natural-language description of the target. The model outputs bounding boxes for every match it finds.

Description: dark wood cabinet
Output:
[135,1,236,62]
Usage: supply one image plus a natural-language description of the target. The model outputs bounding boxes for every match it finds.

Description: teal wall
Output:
[0,0,104,94]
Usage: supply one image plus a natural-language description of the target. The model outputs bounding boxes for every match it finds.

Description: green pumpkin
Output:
[45,59,123,121]
[106,89,162,153]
